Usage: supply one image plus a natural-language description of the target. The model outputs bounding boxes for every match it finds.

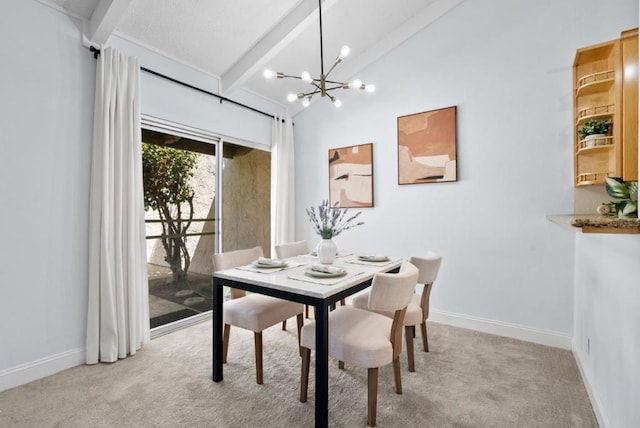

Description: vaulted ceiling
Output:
[38,0,464,113]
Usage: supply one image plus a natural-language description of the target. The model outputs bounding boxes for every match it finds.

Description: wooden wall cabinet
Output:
[573,29,638,187]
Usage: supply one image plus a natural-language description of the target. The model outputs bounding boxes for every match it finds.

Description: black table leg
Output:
[212,277,223,382]
[314,301,329,428]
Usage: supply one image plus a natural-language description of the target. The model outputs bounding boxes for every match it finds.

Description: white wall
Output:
[574,235,640,428]
[109,35,286,149]
[296,0,580,341]
[0,0,282,391]
[0,0,94,384]
[294,0,638,425]
[570,3,640,428]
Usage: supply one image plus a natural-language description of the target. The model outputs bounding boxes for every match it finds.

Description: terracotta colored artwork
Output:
[328,143,374,208]
[397,106,457,184]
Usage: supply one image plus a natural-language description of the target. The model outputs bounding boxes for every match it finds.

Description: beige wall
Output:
[222,147,271,257]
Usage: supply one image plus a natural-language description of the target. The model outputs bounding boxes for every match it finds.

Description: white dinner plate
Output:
[252,261,288,269]
[358,255,390,262]
[304,267,347,278]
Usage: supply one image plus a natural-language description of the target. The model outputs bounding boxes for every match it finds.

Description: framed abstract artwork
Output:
[397,106,457,185]
[328,143,374,208]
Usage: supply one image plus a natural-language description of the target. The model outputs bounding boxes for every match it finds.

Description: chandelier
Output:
[263,0,375,108]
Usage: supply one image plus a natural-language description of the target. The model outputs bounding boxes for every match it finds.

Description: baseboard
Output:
[429,308,572,350]
[0,348,85,393]
[572,339,609,428]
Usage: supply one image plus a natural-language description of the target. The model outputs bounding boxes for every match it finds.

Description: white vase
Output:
[316,238,337,264]
[585,133,606,147]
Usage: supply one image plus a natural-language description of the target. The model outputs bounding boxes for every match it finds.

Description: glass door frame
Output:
[142,115,221,338]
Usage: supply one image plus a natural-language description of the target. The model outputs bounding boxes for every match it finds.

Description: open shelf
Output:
[576,136,614,153]
[576,172,612,186]
[576,104,615,124]
[576,70,615,96]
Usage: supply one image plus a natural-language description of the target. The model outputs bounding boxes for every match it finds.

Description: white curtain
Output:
[270,115,296,255]
[86,46,149,364]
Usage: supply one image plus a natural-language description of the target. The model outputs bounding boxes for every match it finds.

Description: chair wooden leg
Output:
[300,347,310,402]
[223,323,231,363]
[296,313,304,355]
[254,332,263,384]
[368,367,378,427]
[393,357,402,394]
[405,325,415,372]
[305,304,310,319]
[282,320,287,330]
[338,360,345,370]
[420,321,429,352]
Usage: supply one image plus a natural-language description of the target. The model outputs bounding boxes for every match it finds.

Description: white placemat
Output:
[299,251,354,260]
[287,269,364,286]
[235,261,306,274]
[345,257,403,267]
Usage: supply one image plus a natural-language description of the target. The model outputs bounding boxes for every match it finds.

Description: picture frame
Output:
[397,106,457,185]
[328,143,374,208]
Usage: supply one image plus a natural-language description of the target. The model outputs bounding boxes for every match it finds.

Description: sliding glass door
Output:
[141,120,219,329]
[140,118,271,331]
[219,141,272,257]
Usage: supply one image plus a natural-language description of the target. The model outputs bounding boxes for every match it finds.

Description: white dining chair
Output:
[274,240,315,318]
[299,261,419,427]
[212,246,304,384]
[351,252,442,372]
[274,240,309,259]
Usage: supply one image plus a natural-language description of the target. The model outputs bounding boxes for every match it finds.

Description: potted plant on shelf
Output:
[578,119,611,147]
[597,177,638,218]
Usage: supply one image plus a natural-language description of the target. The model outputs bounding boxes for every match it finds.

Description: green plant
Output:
[600,177,638,218]
[578,119,611,140]
[142,143,198,282]
[306,200,364,239]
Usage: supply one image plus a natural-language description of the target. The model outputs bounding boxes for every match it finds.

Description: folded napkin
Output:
[310,264,344,274]
[257,257,281,265]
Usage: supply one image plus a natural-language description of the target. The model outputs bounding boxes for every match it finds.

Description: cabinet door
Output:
[621,30,638,181]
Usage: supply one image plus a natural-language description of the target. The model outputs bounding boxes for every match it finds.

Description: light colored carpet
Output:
[0,320,596,427]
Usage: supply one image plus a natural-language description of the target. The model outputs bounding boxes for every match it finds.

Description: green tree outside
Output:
[142,143,198,283]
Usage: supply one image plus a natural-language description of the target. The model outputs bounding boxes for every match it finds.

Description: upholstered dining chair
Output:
[274,240,309,259]
[275,240,314,318]
[351,252,442,372]
[212,246,304,384]
[299,261,419,427]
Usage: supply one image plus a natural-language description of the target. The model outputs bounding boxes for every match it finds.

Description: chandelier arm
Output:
[324,79,346,85]
[324,85,344,91]
[280,74,303,80]
[302,89,321,97]
[310,80,324,92]
[324,59,342,80]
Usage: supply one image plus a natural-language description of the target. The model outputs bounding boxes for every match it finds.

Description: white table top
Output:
[212,253,404,300]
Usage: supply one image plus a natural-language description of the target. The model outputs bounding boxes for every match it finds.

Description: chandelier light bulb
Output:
[263,69,274,79]
[287,93,297,102]
[340,45,350,59]
[302,97,311,107]
[301,71,312,83]
[365,84,376,93]
[351,79,363,89]
[333,98,342,108]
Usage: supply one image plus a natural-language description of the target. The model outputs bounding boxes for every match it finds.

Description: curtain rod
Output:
[89,46,284,122]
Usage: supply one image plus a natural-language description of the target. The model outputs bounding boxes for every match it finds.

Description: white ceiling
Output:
[38,0,464,113]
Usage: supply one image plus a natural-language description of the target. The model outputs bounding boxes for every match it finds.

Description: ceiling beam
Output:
[220,0,339,95]
[83,0,133,46]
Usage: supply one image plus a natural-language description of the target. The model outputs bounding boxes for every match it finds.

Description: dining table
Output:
[211,251,403,428]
